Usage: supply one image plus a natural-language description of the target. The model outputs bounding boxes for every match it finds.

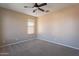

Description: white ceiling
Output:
[0,3,77,17]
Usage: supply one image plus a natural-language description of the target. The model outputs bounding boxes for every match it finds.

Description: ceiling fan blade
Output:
[45,10,50,12]
[24,6,32,8]
[38,8,44,12]
[33,9,37,13]
[38,3,47,7]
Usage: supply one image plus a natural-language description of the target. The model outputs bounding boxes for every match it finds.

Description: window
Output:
[27,19,35,34]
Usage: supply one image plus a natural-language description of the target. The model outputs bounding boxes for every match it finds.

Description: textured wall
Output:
[0,7,37,45]
[38,5,79,49]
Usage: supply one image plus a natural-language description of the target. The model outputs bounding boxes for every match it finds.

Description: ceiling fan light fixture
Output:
[24,3,49,13]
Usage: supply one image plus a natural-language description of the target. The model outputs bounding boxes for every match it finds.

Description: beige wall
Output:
[0,7,37,45]
[38,5,79,49]
[0,12,3,46]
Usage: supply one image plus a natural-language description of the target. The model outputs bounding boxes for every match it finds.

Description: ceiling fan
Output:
[24,3,49,13]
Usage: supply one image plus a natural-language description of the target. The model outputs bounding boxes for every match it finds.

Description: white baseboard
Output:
[0,39,35,47]
[38,39,79,50]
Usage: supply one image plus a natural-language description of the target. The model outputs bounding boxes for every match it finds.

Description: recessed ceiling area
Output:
[0,3,77,17]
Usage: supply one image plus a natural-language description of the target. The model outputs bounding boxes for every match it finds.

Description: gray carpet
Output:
[0,39,79,56]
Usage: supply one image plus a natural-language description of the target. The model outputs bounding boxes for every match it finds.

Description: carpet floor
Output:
[0,39,79,56]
